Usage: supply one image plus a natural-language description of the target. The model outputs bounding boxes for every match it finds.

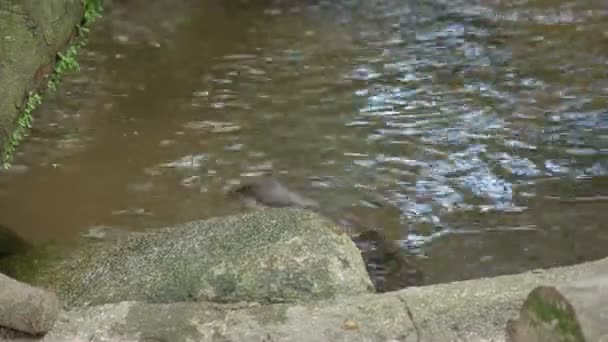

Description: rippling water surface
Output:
[1,0,607,284]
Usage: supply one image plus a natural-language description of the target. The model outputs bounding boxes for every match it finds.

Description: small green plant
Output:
[75,23,89,37]
[47,0,103,91]
[2,92,42,167]
[0,0,104,167]
[83,0,103,26]
[48,45,81,91]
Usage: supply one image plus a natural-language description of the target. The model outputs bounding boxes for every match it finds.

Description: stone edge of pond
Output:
[0,0,102,166]
[0,206,606,341]
[1,255,604,342]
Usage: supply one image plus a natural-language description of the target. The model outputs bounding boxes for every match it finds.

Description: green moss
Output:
[1,0,104,168]
[528,292,585,342]
[83,0,104,26]
[0,241,70,286]
[47,44,81,91]
[47,0,104,92]
[0,237,109,302]
[1,92,40,167]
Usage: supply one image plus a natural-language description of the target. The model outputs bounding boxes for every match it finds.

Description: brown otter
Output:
[227,175,320,210]
[226,175,424,292]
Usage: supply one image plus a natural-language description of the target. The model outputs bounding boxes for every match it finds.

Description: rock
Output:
[35,208,373,308]
[18,256,608,342]
[0,0,85,151]
[506,275,608,342]
[0,273,59,335]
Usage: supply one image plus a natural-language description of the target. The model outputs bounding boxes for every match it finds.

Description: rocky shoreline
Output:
[1,2,606,341]
[0,207,606,341]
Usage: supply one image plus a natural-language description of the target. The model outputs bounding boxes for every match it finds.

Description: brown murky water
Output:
[1,0,607,285]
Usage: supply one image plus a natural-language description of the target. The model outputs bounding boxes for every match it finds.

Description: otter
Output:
[226,175,424,292]
[227,175,319,210]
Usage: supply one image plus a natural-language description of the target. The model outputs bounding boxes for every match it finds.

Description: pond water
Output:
[1,0,607,285]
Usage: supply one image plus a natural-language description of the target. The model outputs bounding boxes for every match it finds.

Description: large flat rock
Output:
[29,208,374,307]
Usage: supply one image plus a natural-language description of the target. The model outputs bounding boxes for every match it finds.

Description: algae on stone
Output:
[0,0,86,163]
[0,0,102,165]
[17,208,374,308]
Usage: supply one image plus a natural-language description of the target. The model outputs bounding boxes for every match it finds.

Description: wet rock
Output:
[0,273,60,335]
[35,208,373,308]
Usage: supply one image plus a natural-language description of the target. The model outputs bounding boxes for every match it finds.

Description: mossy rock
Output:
[507,278,608,342]
[3,209,374,308]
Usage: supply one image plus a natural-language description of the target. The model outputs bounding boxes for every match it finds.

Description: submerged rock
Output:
[23,208,373,308]
[0,224,29,259]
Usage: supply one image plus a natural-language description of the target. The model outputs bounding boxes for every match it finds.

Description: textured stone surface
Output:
[24,208,373,308]
[507,276,608,342]
[0,0,84,148]
[3,256,607,342]
[0,273,59,335]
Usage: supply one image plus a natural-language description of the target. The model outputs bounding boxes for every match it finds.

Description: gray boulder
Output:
[40,208,374,308]
[0,273,59,335]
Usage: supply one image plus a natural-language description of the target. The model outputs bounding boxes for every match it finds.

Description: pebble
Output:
[343,319,358,330]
